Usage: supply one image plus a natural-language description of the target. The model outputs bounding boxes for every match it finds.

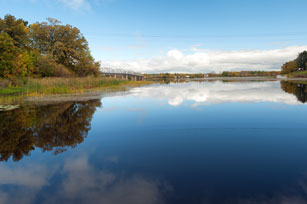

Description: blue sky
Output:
[1,0,307,73]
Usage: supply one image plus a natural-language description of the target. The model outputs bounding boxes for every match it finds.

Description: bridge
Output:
[101,67,144,81]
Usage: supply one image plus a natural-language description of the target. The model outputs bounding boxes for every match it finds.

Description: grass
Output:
[0,77,152,104]
[0,87,26,95]
[288,70,307,78]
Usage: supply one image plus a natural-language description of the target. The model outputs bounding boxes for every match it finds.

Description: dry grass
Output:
[0,77,152,103]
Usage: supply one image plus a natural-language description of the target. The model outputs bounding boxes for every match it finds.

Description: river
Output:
[0,80,307,204]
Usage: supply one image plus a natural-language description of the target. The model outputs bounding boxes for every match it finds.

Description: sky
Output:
[1,0,307,73]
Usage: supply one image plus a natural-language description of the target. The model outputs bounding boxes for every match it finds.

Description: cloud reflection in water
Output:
[0,155,169,204]
[129,81,301,107]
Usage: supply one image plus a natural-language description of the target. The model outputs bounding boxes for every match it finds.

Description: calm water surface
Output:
[1,80,307,204]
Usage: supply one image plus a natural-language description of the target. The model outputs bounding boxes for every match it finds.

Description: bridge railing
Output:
[100,67,143,77]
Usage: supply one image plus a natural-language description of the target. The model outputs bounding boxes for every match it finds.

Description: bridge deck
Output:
[101,67,144,81]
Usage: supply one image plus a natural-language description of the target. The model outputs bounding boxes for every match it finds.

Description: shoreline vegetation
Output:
[280,51,307,78]
[0,77,152,105]
[0,77,152,95]
[144,71,281,81]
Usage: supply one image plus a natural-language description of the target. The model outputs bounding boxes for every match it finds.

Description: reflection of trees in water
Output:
[281,81,307,103]
[0,100,101,162]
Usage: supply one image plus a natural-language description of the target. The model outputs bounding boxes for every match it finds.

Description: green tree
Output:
[297,51,307,70]
[0,15,36,78]
[0,32,35,78]
[0,32,18,78]
[0,14,101,78]
[30,18,100,76]
[0,14,29,48]
[222,71,229,77]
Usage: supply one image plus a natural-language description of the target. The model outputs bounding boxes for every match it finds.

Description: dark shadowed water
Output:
[1,80,307,204]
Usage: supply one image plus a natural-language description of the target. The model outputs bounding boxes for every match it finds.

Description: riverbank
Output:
[287,70,307,78]
[0,77,152,104]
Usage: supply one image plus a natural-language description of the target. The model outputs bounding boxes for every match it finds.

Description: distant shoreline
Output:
[190,77,307,81]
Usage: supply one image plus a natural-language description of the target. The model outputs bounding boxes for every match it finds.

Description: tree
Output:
[0,14,101,78]
[0,32,35,78]
[30,18,100,76]
[281,60,298,75]
[297,51,307,70]
[0,14,29,48]
[222,72,230,77]
[0,32,16,77]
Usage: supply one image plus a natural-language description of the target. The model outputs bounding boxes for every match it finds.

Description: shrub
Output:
[0,78,10,88]
[35,54,57,77]
[55,64,74,77]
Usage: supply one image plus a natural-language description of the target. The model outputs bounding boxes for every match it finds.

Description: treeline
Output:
[0,14,100,79]
[145,73,205,79]
[208,71,280,77]
[145,71,281,79]
[281,51,307,75]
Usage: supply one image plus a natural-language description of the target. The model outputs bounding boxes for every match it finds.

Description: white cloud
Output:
[101,45,307,73]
